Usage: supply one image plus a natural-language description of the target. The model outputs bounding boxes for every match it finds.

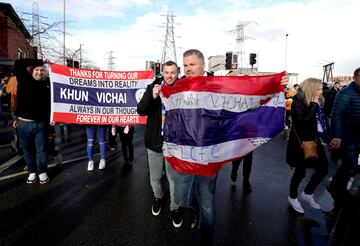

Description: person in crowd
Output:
[286,78,329,213]
[173,50,217,244]
[231,152,253,193]
[6,74,19,121]
[0,77,9,126]
[285,84,299,129]
[108,125,117,151]
[328,67,360,213]
[323,81,341,121]
[86,125,107,171]
[112,124,134,167]
[172,49,288,245]
[13,59,51,184]
[137,61,182,228]
[226,71,254,193]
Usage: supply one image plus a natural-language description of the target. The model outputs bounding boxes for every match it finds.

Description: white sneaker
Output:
[288,197,304,213]
[27,173,37,184]
[99,159,106,170]
[87,160,94,171]
[301,192,321,209]
[39,172,49,184]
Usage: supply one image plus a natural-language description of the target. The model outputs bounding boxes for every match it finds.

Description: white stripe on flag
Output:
[165,92,285,112]
[50,72,153,89]
[163,137,271,165]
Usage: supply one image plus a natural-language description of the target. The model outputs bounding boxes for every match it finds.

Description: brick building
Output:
[0,3,37,77]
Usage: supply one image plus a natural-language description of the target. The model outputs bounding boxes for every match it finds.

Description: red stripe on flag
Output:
[161,72,285,98]
[166,156,229,176]
[50,64,154,80]
[52,112,147,125]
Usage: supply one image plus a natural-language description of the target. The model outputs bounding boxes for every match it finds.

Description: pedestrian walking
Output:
[86,125,107,171]
[286,78,329,213]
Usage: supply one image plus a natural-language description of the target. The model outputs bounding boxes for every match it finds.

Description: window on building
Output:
[17,48,23,59]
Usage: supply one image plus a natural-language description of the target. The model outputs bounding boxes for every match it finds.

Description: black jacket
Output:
[331,81,360,137]
[137,77,164,152]
[15,59,51,122]
[286,92,327,167]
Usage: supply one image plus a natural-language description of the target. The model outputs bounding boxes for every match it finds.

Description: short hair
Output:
[293,84,300,89]
[354,67,360,77]
[183,49,204,62]
[162,60,178,71]
[334,81,341,85]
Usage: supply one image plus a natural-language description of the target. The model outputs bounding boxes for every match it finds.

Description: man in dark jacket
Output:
[329,67,360,211]
[137,61,183,228]
[13,59,51,184]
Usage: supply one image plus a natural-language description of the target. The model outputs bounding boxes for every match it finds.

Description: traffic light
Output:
[155,62,161,76]
[66,58,73,67]
[73,61,80,68]
[225,51,232,70]
[232,53,238,64]
[249,53,257,67]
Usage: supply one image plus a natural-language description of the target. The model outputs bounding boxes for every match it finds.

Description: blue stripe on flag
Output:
[163,106,285,146]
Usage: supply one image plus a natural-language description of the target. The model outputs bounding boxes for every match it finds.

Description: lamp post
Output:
[71,44,83,67]
[285,33,289,71]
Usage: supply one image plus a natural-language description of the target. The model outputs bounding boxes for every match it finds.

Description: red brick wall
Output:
[0,13,8,57]
[0,11,37,59]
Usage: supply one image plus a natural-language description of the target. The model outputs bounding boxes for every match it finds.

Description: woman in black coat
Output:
[286,78,328,214]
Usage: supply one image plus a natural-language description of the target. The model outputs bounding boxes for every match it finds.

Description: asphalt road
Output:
[0,124,337,246]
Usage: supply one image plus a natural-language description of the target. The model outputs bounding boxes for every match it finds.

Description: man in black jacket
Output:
[13,59,51,184]
[329,67,360,211]
[137,61,183,228]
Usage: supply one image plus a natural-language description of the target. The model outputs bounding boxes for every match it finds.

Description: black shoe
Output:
[108,145,117,151]
[152,198,163,216]
[231,169,237,182]
[190,210,199,229]
[171,208,183,228]
[243,180,252,193]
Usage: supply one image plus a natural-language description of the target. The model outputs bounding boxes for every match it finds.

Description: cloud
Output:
[6,0,360,77]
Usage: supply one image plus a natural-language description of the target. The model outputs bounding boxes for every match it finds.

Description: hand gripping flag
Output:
[160,72,286,176]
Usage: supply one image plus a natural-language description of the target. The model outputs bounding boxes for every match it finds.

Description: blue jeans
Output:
[17,120,48,174]
[174,171,218,232]
[86,126,106,160]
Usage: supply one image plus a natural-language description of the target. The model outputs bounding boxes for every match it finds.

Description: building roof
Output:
[0,3,31,39]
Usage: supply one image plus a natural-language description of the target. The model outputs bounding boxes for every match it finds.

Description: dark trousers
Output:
[232,151,253,181]
[117,126,134,163]
[108,125,117,148]
[285,110,291,127]
[329,132,360,209]
[289,153,328,198]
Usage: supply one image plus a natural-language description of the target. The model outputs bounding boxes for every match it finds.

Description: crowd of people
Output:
[1,50,359,245]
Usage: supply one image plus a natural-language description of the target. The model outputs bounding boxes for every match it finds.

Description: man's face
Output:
[32,66,45,81]
[335,83,341,89]
[183,54,205,77]
[163,64,178,85]
[354,73,360,84]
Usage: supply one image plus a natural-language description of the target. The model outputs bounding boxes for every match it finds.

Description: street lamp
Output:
[71,44,83,68]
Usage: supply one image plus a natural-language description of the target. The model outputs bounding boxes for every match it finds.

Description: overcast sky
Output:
[6,0,359,78]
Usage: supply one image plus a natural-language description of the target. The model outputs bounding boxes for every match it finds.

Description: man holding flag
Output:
[161,49,289,244]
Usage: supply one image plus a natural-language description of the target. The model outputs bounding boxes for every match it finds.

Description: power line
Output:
[160,8,178,65]
[106,51,116,71]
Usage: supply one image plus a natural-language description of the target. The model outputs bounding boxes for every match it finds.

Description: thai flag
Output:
[161,72,286,176]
